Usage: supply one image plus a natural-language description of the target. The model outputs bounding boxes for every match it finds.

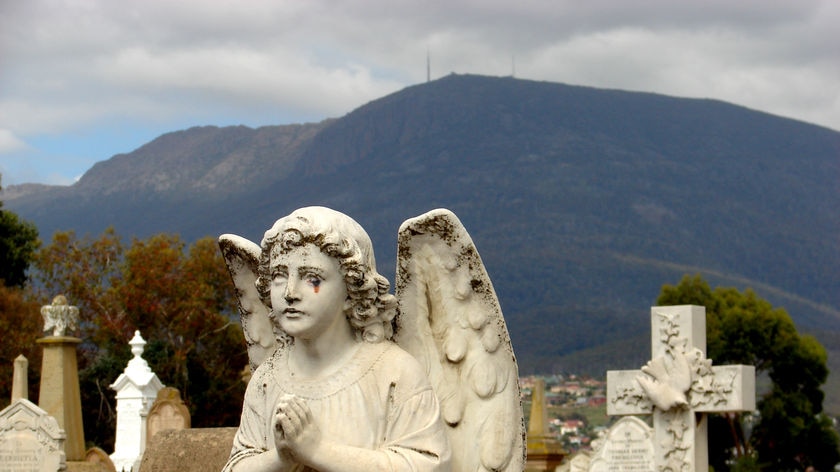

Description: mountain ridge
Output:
[4,75,838,413]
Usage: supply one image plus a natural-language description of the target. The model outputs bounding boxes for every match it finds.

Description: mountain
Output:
[4,74,839,410]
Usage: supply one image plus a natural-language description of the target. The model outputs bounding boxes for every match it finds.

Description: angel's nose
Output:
[284,276,300,303]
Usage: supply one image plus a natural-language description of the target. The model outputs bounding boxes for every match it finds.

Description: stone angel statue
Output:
[218,206,524,472]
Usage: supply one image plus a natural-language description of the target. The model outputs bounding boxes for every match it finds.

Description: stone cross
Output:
[606,305,755,472]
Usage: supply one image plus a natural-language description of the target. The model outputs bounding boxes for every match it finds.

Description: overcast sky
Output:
[1,0,838,186]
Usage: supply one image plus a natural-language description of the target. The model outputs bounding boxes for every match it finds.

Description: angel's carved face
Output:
[269,243,350,341]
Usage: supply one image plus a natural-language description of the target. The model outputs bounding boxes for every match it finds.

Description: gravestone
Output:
[588,417,654,472]
[606,305,756,472]
[37,295,85,462]
[82,449,115,472]
[568,452,592,472]
[137,428,236,472]
[145,388,190,445]
[110,331,163,472]
[0,398,66,472]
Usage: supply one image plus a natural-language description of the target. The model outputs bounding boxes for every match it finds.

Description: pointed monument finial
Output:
[11,354,28,402]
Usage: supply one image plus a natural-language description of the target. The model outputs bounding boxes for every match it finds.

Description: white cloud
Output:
[0,130,28,154]
[0,0,838,185]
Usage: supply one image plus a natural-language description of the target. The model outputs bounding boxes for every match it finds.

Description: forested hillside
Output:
[5,74,838,412]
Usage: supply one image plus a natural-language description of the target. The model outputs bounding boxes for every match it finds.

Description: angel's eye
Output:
[307,276,321,288]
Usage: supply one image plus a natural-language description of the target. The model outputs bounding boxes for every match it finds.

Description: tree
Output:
[33,229,247,449]
[0,284,43,408]
[0,176,40,287]
[657,274,840,471]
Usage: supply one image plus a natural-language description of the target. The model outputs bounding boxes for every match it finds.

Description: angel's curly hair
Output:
[256,207,396,344]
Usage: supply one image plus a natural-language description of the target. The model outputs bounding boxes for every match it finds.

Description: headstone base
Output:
[67,461,111,472]
[138,428,237,472]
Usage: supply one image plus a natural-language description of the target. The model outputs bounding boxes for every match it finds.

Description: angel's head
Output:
[256,206,397,343]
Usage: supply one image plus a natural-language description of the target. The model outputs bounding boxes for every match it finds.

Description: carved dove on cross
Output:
[607,306,756,472]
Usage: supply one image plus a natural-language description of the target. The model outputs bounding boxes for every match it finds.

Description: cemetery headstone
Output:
[82,449,115,472]
[109,332,163,472]
[0,398,66,472]
[137,428,237,472]
[588,417,654,472]
[145,388,190,445]
[606,305,756,472]
[37,296,85,462]
[567,452,592,472]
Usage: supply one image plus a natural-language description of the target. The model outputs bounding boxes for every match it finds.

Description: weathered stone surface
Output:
[0,398,65,472]
[145,388,189,445]
[41,295,79,337]
[66,461,111,472]
[11,355,28,403]
[589,417,654,472]
[37,336,85,462]
[219,207,523,471]
[138,428,236,472]
[605,306,756,472]
[82,448,116,472]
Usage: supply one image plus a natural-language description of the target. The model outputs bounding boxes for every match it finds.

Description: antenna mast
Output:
[427,48,431,82]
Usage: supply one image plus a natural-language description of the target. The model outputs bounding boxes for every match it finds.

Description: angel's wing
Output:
[394,209,525,472]
[218,234,278,372]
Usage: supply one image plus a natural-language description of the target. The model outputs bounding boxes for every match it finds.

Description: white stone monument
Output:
[588,416,654,472]
[109,331,163,472]
[606,305,756,472]
[0,398,67,471]
[218,207,524,472]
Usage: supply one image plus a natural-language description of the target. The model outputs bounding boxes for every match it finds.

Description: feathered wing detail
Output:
[219,234,278,372]
[394,209,525,472]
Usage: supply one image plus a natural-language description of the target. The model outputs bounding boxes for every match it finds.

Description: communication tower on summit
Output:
[427,48,431,82]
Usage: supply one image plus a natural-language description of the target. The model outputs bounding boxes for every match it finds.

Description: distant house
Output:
[587,395,606,407]
[560,419,585,435]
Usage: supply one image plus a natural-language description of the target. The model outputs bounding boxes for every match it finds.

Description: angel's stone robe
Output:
[222,341,451,471]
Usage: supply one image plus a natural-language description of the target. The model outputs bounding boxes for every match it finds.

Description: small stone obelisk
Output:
[37,294,86,462]
[525,378,565,472]
[11,354,28,402]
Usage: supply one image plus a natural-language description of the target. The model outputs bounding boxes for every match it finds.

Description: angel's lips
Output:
[282,308,304,318]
